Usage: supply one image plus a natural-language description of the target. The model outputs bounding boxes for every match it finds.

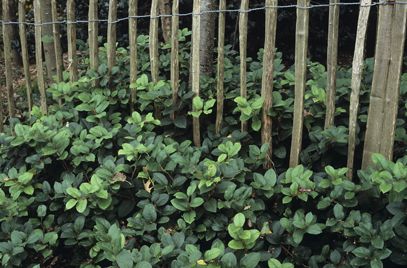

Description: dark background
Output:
[15,0,406,67]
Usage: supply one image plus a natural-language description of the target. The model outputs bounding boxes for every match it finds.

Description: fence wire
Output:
[0,0,406,26]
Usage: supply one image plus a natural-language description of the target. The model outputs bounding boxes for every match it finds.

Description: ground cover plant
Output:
[1,30,407,267]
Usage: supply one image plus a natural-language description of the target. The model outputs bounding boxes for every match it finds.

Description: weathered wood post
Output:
[129,0,138,106]
[34,0,48,113]
[215,0,226,134]
[378,1,407,160]
[2,0,16,117]
[107,0,118,83]
[51,0,63,83]
[239,0,249,132]
[362,0,406,168]
[324,0,340,129]
[289,0,310,167]
[192,0,201,147]
[67,0,78,82]
[261,0,278,168]
[18,0,33,112]
[89,0,99,86]
[347,0,372,178]
[171,0,180,120]
[150,0,159,85]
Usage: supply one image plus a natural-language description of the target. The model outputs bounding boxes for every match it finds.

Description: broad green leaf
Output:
[190,197,204,208]
[76,199,88,213]
[240,252,261,268]
[306,224,323,235]
[152,173,168,185]
[228,240,245,250]
[66,187,81,199]
[171,199,188,211]
[18,172,34,184]
[142,204,157,222]
[251,97,264,110]
[26,229,43,244]
[352,247,370,258]
[193,96,204,111]
[221,253,237,268]
[116,250,134,268]
[65,199,77,210]
[333,204,344,219]
[292,229,304,244]
[183,211,196,224]
[37,205,47,217]
[233,213,245,228]
[204,248,222,261]
[135,261,152,268]
[268,259,282,268]
[370,259,383,268]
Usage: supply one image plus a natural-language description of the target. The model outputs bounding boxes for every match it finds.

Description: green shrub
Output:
[1,32,407,267]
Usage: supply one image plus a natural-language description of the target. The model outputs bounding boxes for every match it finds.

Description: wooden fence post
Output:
[89,0,99,86]
[18,0,33,112]
[34,0,48,114]
[0,101,3,132]
[51,0,63,83]
[239,0,249,132]
[2,0,16,117]
[192,0,201,147]
[150,0,160,117]
[107,0,117,82]
[346,0,372,178]
[289,0,310,167]
[67,0,78,82]
[159,0,172,43]
[362,4,394,169]
[261,0,278,168]
[150,0,159,85]
[324,0,340,129]
[379,1,407,160]
[41,0,57,81]
[215,0,226,134]
[171,0,180,120]
[129,0,138,106]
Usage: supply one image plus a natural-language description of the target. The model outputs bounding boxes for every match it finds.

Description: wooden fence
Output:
[1,0,407,178]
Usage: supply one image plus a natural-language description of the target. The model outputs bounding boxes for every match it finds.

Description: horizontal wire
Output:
[0,1,404,26]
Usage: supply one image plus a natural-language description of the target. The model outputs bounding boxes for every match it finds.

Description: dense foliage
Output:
[1,30,407,267]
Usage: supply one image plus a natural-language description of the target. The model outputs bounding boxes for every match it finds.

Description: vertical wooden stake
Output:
[89,0,99,86]
[362,5,393,169]
[289,0,310,167]
[150,0,160,117]
[171,0,180,120]
[41,0,57,81]
[51,0,63,83]
[150,0,160,84]
[215,0,226,134]
[129,0,138,106]
[107,0,117,81]
[324,0,340,129]
[159,0,172,43]
[0,101,3,131]
[34,0,48,114]
[67,0,78,82]
[379,2,407,160]
[239,0,249,132]
[346,0,371,178]
[261,0,278,168]
[18,0,33,112]
[2,0,16,117]
[192,0,201,147]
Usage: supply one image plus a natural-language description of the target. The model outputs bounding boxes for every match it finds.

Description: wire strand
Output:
[0,1,405,26]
